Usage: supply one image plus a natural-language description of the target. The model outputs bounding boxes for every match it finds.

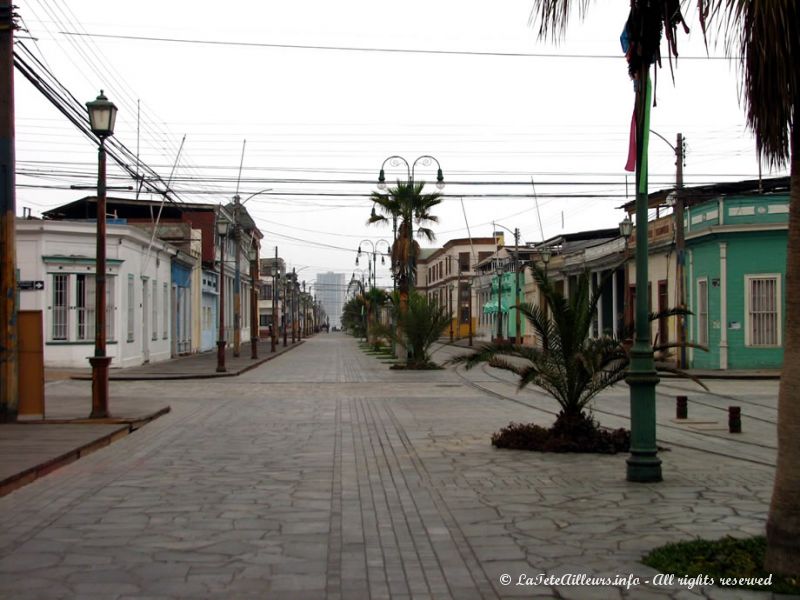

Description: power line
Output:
[59,30,739,61]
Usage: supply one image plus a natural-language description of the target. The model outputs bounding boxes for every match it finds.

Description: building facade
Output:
[16,218,177,368]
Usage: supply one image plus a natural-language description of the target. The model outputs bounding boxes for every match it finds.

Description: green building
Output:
[483,270,526,340]
[685,178,789,370]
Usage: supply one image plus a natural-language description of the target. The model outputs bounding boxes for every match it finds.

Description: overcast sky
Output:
[14,0,787,287]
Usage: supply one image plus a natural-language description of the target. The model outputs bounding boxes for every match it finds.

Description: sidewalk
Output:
[68,336,305,381]
[1,336,306,497]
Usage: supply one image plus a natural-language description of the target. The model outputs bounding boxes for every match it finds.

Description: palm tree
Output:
[369,181,442,291]
[368,181,443,361]
[393,292,451,368]
[450,266,702,428]
[696,0,799,575]
[529,0,799,576]
[363,287,390,347]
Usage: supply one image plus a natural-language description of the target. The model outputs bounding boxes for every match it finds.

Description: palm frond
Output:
[701,0,798,167]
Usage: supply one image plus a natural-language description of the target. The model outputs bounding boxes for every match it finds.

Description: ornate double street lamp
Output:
[377,155,444,292]
[86,90,117,419]
[356,239,391,290]
[216,217,231,373]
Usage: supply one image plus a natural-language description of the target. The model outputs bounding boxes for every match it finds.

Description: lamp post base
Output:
[626,453,663,482]
[250,337,258,360]
[625,357,662,483]
[89,356,112,419]
[216,340,227,373]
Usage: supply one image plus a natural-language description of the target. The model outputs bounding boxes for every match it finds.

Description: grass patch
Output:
[642,536,800,595]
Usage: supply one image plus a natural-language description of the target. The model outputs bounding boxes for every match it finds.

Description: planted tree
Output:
[380,292,450,369]
[450,265,703,452]
[368,181,443,362]
[341,295,366,339]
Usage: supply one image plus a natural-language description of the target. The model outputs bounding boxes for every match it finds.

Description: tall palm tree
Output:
[368,181,443,361]
[697,0,799,575]
[529,0,799,576]
[368,181,443,292]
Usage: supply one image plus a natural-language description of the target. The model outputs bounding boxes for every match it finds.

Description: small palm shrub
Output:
[450,264,703,452]
[386,292,450,368]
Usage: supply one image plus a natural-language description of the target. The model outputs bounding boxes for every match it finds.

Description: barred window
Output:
[52,273,68,340]
[697,279,708,346]
[152,279,158,341]
[127,274,135,342]
[163,282,169,339]
[50,273,115,342]
[747,276,781,346]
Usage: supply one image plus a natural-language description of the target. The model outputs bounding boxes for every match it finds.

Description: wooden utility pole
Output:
[675,133,686,369]
[0,1,18,422]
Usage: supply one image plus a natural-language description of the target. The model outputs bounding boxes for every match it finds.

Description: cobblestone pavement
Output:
[0,334,785,599]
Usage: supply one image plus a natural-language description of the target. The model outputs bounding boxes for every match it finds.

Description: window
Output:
[747,275,781,346]
[127,275,135,342]
[459,252,470,272]
[49,273,115,343]
[52,273,68,340]
[152,279,158,341]
[163,282,169,339]
[697,279,708,346]
[657,280,668,345]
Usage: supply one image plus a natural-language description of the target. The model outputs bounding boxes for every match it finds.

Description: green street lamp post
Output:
[626,71,662,483]
[86,90,117,419]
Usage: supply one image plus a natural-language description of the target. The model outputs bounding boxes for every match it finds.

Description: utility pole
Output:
[674,133,687,369]
[232,196,241,357]
[0,1,18,422]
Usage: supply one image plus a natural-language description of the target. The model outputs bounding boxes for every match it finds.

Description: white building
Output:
[315,271,346,329]
[16,218,178,368]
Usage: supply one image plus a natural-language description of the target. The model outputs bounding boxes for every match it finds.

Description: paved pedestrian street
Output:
[0,334,783,599]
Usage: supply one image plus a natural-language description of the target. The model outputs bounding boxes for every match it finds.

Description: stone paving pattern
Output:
[0,334,786,599]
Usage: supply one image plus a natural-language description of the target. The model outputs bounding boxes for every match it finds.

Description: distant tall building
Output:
[315,272,346,328]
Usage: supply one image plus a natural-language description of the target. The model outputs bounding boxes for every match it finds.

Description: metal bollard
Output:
[729,406,742,433]
[676,396,688,419]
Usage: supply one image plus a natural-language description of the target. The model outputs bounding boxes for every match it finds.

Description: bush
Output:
[491,412,630,454]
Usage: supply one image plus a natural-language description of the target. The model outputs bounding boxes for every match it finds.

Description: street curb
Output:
[0,406,171,498]
[70,340,306,381]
